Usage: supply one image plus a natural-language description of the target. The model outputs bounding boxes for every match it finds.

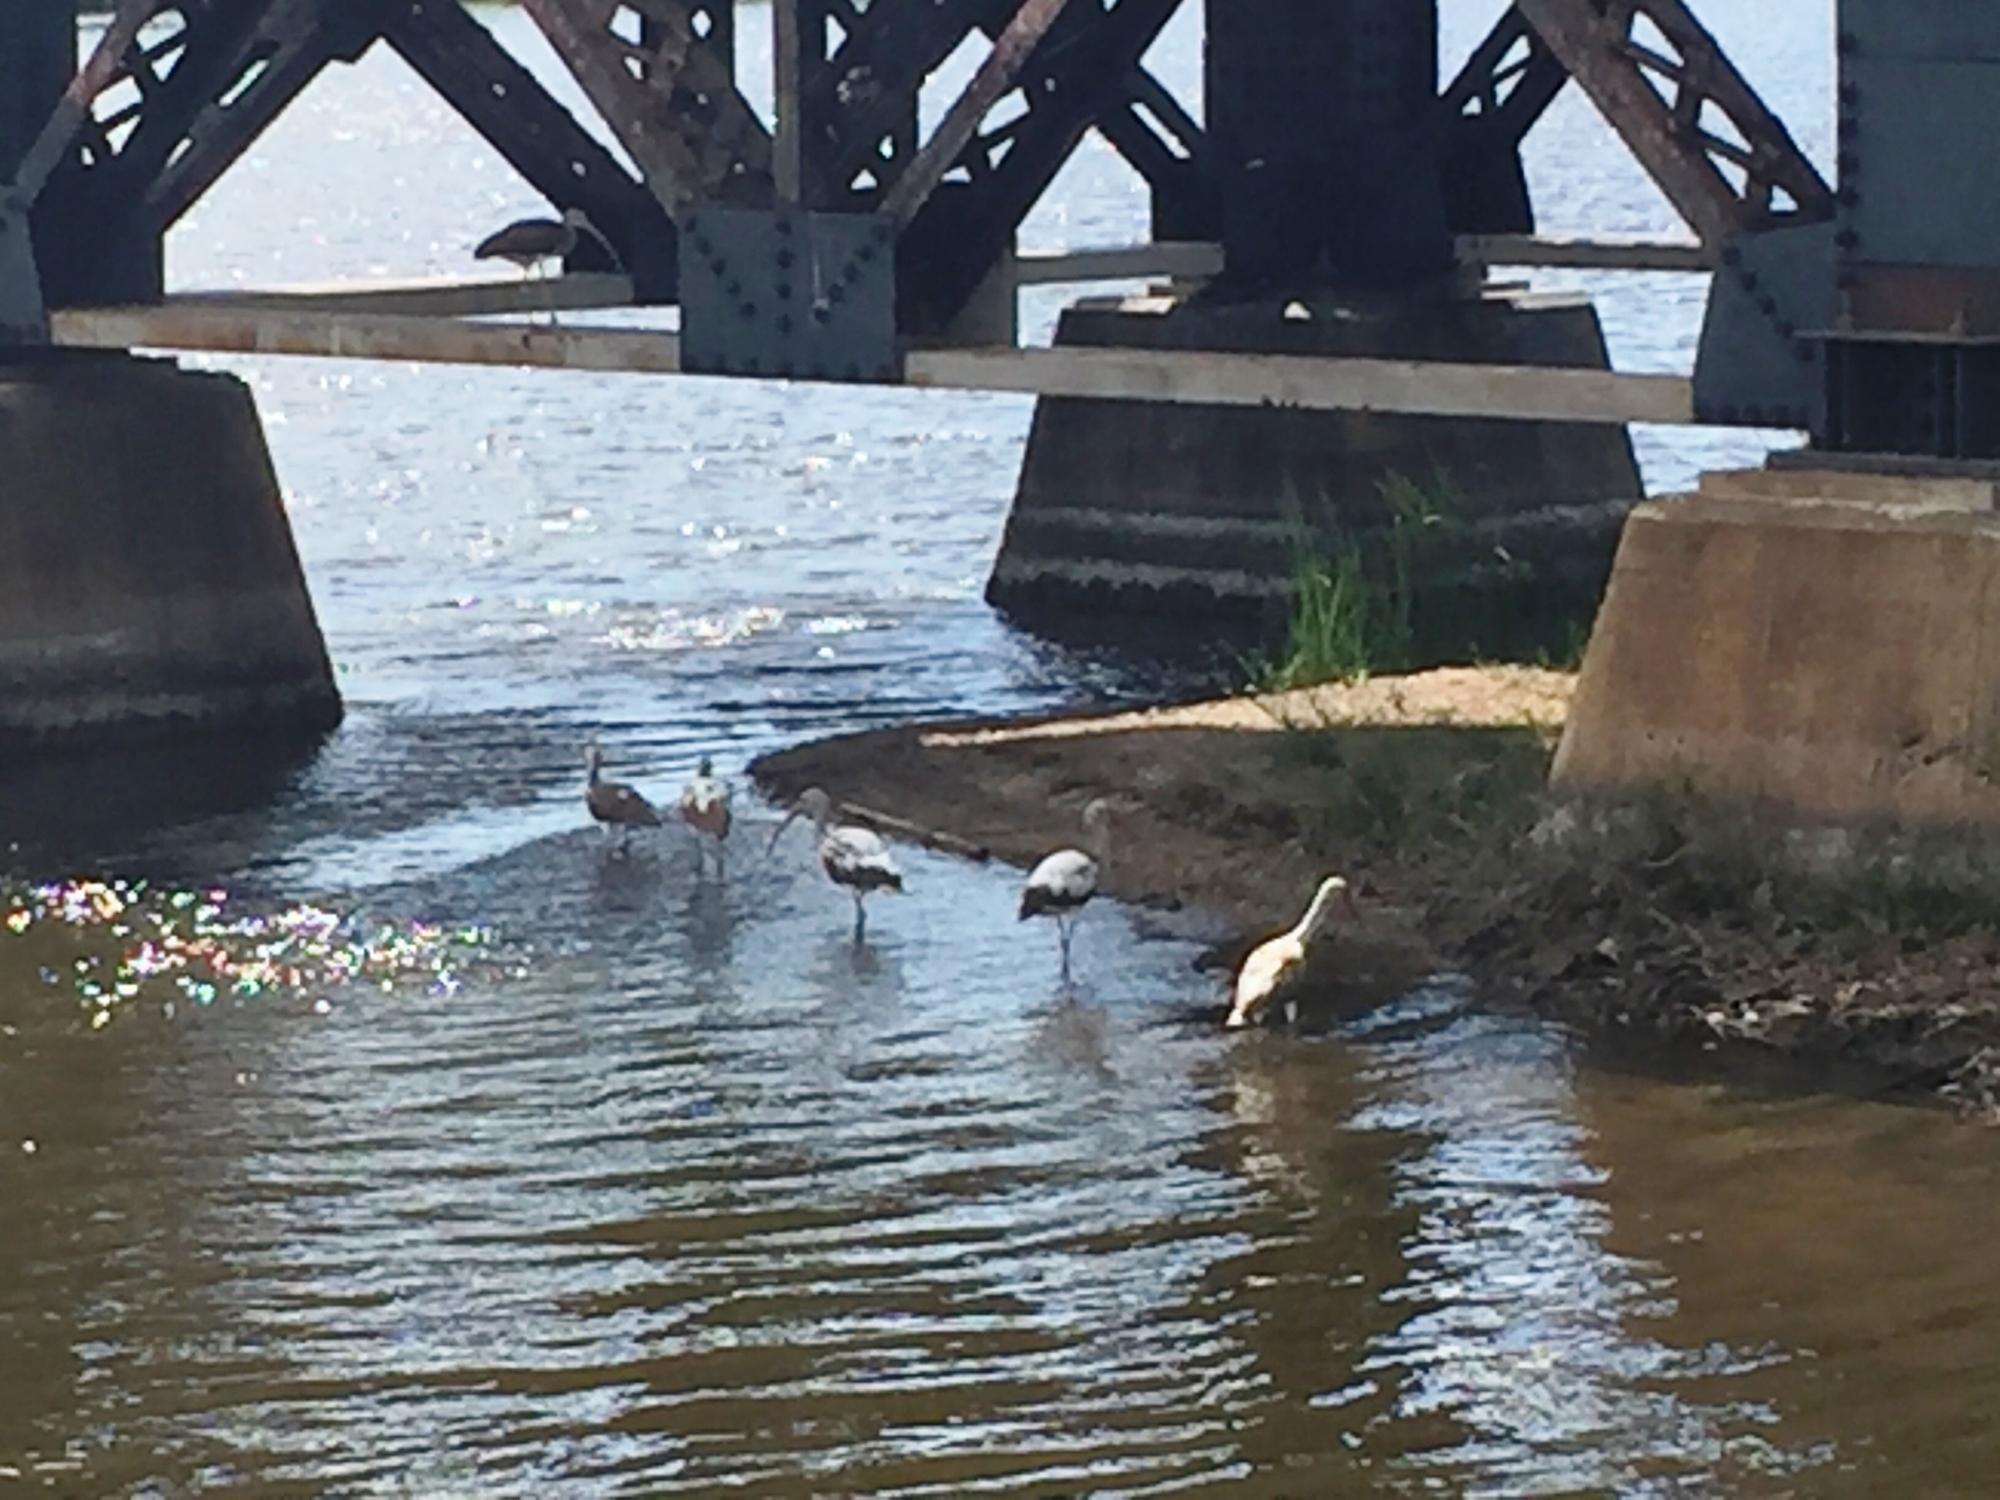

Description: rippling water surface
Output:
[11,5,2000,1495]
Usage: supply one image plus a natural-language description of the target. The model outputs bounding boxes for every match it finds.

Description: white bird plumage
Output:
[584,741,662,848]
[678,755,732,874]
[768,786,904,941]
[1019,798,1112,982]
[1225,875,1355,1029]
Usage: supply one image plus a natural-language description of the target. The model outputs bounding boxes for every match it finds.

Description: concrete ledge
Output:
[1552,478,2000,824]
[0,353,341,754]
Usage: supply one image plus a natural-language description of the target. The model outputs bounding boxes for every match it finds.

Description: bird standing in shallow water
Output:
[584,742,662,850]
[768,787,903,942]
[678,757,733,875]
[1019,798,1113,983]
[1225,875,1356,1029]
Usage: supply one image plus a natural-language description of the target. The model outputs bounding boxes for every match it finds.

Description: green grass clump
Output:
[1253,472,1457,691]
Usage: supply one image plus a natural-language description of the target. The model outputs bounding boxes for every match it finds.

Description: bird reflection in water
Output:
[1025,991,1118,1087]
[673,875,738,970]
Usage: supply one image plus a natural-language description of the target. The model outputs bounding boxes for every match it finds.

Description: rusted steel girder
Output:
[896,0,1184,330]
[1096,64,1217,241]
[12,0,160,204]
[881,0,1077,224]
[520,0,772,217]
[27,0,351,306]
[138,0,381,237]
[382,0,678,297]
[1439,4,1567,234]
[798,0,984,209]
[1515,0,1832,246]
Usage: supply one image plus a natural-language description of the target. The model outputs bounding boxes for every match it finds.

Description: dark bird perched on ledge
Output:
[474,206,609,277]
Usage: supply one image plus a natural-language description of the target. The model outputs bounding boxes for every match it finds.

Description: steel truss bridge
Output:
[1,1,1995,457]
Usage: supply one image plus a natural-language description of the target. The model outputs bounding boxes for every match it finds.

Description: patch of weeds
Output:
[1264,724,1554,866]
[1529,616,1595,674]
[1249,470,1463,691]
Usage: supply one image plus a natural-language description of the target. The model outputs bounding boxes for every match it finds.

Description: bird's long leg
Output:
[1057,915,1074,984]
[852,891,867,944]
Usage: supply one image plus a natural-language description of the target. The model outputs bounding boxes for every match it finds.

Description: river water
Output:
[9,4,1998,1496]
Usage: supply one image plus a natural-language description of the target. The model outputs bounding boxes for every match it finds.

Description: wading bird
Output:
[473,207,612,322]
[584,741,662,849]
[1225,875,1356,1029]
[1018,798,1112,982]
[678,756,732,874]
[768,786,903,941]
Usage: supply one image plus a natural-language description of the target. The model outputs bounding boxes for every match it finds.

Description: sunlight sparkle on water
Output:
[1,879,499,1031]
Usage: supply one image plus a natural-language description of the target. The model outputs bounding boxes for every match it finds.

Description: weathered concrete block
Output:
[986,287,1643,655]
[0,353,340,754]
[1552,473,2000,825]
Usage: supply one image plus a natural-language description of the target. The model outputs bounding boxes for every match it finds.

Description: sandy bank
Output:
[752,667,2000,1118]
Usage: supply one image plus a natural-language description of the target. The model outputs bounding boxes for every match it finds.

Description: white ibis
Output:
[473,207,613,322]
[1018,798,1112,982]
[768,786,903,942]
[1224,875,1356,1029]
[678,756,732,874]
[584,741,662,848]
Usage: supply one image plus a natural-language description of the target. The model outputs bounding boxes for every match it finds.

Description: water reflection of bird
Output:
[1019,798,1112,983]
[1226,875,1356,1029]
[585,741,662,849]
[768,786,903,942]
[678,757,733,875]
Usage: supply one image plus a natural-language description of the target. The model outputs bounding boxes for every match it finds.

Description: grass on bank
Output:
[1252,473,1450,691]
[1251,470,1598,692]
[1226,709,2000,1110]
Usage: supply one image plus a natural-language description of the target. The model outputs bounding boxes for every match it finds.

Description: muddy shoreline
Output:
[753,667,2000,1119]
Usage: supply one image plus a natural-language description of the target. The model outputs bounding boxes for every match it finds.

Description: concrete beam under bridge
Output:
[48,301,1700,427]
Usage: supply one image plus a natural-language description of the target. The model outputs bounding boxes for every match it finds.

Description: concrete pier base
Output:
[0,353,341,754]
[986,287,1643,656]
[1551,461,2000,825]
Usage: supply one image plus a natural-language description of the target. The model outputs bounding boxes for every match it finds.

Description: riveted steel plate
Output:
[1842,0,2000,64]
[679,207,900,383]
[1840,57,2000,272]
[1693,220,1832,431]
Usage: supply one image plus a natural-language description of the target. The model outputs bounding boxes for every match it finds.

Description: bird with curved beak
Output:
[474,206,618,324]
[1225,875,1357,1029]
[1019,798,1112,983]
[678,756,732,875]
[767,787,903,942]
[584,741,662,849]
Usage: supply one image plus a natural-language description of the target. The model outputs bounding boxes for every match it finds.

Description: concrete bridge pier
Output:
[987,0,1638,658]
[987,284,1641,654]
[0,353,341,755]
[1551,0,2000,828]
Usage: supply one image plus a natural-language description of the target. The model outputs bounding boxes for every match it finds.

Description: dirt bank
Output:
[752,666,2000,1118]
